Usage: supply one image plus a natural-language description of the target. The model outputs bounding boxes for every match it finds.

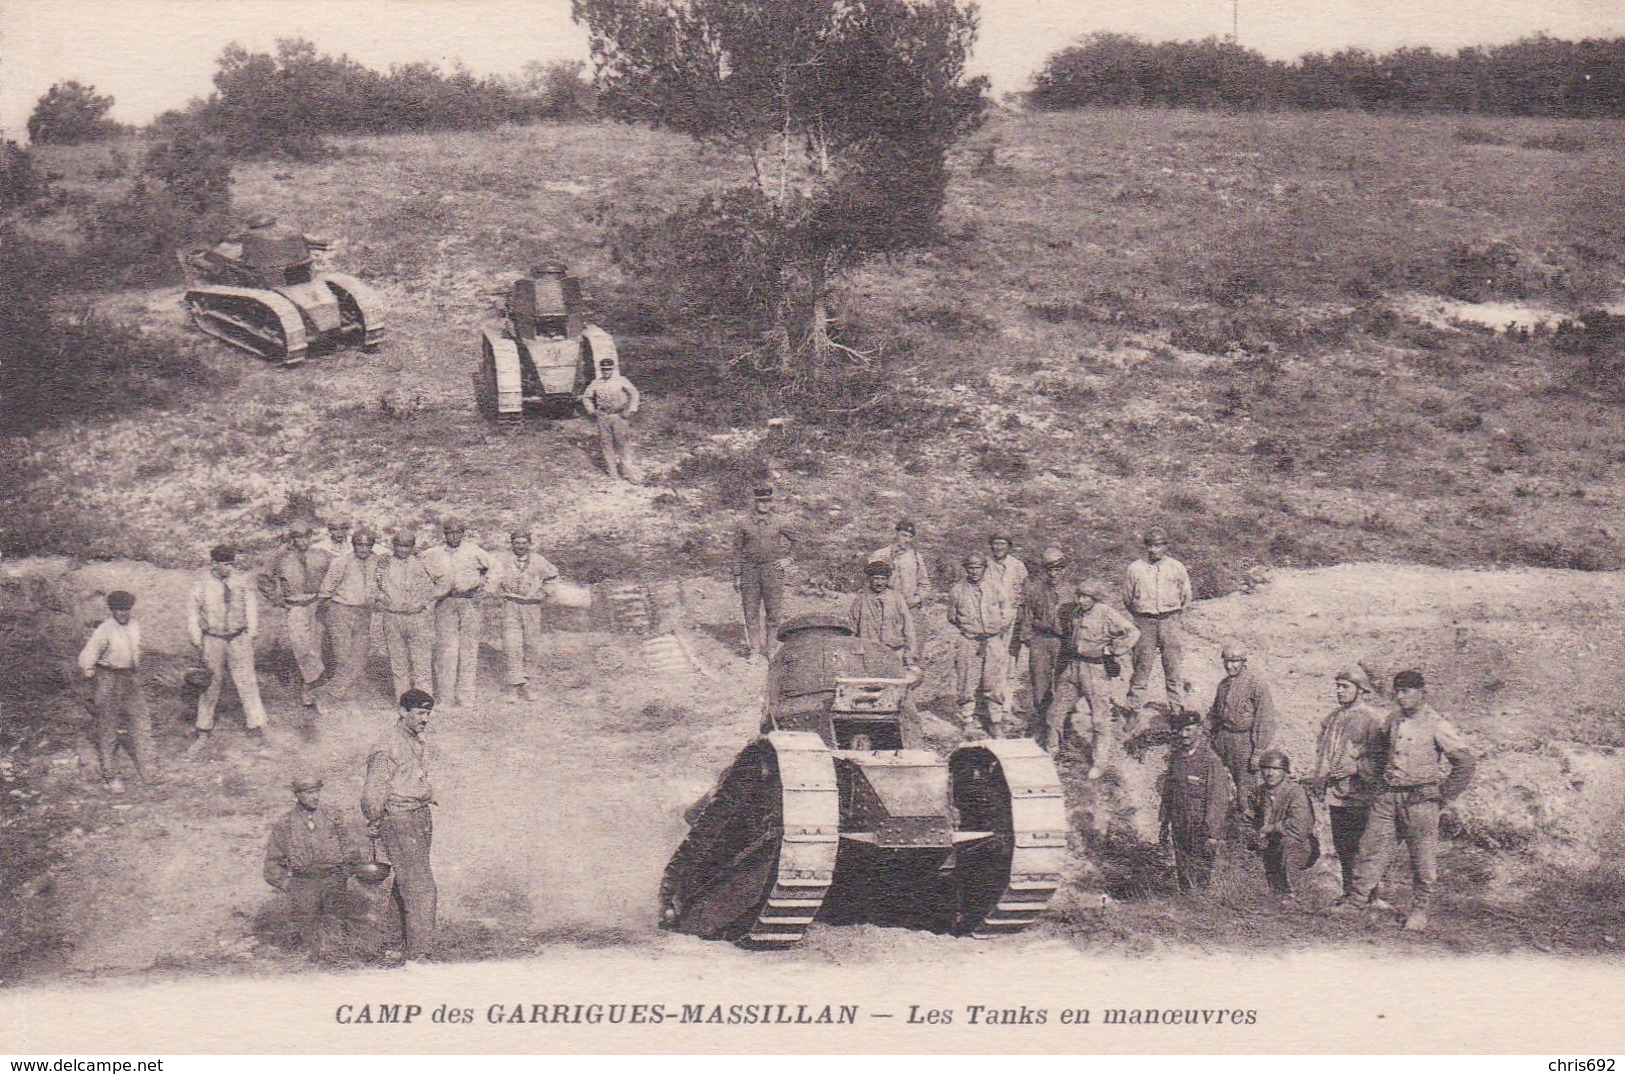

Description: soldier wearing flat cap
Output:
[363,689,439,962]
[1159,709,1233,893]
[77,591,163,793]
[186,544,268,752]
[580,355,642,483]
[734,486,798,660]
[1123,527,1193,709]
[1332,670,1477,932]
[870,520,931,612]
[265,773,364,961]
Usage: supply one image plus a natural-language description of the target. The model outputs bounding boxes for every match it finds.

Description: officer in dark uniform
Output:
[1159,710,1234,893]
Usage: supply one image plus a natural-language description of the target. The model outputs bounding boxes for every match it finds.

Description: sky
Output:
[3,0,1624,137]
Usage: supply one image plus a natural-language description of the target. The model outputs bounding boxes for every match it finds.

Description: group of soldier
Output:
[737,490,1479,933]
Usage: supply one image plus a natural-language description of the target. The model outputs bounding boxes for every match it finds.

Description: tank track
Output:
[184,286,308,364]
[323,273,387,350]
[950,738,1068,938]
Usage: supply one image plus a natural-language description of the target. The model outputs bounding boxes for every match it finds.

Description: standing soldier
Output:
[272,521,327,707]
[1159,710,1233,893]
[870,520,930,613]
[984,532,1028,661]
[1207,643,1278,812]
[308,519,348,674]
[423,519,493,710]
[1312,668,1382,898]
[580,357,642,483]
[1017,547,1075,748]
[849,559,922,747]
[376,531,437,701]
[312,519,352,558]
[492,530,560,703]
[78,591,163,792]
[264,774,363,962]
[1332,670,1477,932]
[1248,748,1316,903]
[363,690,439,964]
[1063,581,1140,776]
[1123,527,1193,710]
[318,527,383,705]
[734,486,797,660]
[187,545,268,753]
[946,552,1015,738]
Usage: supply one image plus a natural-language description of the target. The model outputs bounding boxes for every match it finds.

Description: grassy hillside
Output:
[7,109,1625,595]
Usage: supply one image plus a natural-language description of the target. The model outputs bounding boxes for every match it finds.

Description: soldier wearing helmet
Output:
[318,526,384,705]
[264,773,364,962]
[946,550,1014,738]
[1015,546,1076,751]
[1122,526,1194,709]
[422,518,494,710]
[1248,748,1317,902]
[1158,709,1232,892]
[1206,641,1278,808]
[186,544,268,753]
[1312,667,1384,897]
[271,520,328,707]
[580,352,641,483]
[1062,579,1141,777]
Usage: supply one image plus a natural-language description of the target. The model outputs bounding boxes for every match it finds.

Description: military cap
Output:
[1041,546,1067,568]
[987,530,1012,544]
[598,357,615,367]
[1144,527,1170,546]
[535,261,568,275]
[962,551,988,567]
[351,527,375,545]
[399,688,435,711]
[863,559,893,577]
[106,590,136,611]
[1334,667,1371,692]
[509,527,532,541]
[1076,579,1109,601]
[895,519,916,535]
[291,774,324,793]
[286,520,313,537]
[1393,669,1426,691]
[1169,709,1203,730]
[1221,642,1249,662]
[442,517,467,532]
[753,486,774,500]
[391,530,417,546]
[210,545,237,564]
[1257,748,1291,772]
[246,213,277,229]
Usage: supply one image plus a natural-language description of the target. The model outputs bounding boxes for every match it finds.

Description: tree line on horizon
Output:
[1030,32,1625,117]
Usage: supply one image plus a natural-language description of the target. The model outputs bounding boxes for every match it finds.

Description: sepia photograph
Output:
[2,0,1623,1057]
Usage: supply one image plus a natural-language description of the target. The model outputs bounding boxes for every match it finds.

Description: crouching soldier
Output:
[1249,748,1317,904]
[264,774,364,961]
[1159,710,1232,893]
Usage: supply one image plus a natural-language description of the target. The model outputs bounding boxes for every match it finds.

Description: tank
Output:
[178,216,386,365]
[475,263,619,423]
[659,613,1067,948]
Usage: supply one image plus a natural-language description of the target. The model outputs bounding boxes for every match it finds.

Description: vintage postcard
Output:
[2,0,1623,1057]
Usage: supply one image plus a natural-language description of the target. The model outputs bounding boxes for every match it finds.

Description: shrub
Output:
[1,140,44,211]
[27,81,122,145]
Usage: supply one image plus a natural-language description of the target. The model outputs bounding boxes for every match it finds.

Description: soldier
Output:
[1312,667,1383,897]
[870,520,930,613]
[1063,581,1140,776]
[1207,642,1278,811]
[1248,748,1316,903]
[271,521,327,707]
[363,689,439,964]
[308,519,348,674]
[186,545,268,753]
[1159,710,1232,893]
[946,552,1015,738]
[376,531,437,701]
[318,527,383,704]
[423,519,493,710]
[1123,527,1193,709]
[734,486,797,660]
[983,532,1028,660]
[1017,547,1075,748]
[580,356,642,483]
[1332,670,1477,932]
[77,591,163,792]
[312,519,352,558]
[492,530,560,703]
[849,560,923,747]
[264,774,363,962]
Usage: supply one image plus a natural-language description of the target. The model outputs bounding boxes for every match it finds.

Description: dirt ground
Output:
[3,553,1622,988]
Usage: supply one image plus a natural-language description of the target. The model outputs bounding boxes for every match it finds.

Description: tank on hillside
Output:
[178,215,386,365]
[475,262,619,424]
[659,613,1067,948]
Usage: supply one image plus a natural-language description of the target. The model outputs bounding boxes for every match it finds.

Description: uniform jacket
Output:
[1018,575,1075,644]
[581,374,640,416]
[1251,778,1315,844]
[1314,701,1383,807]
[1123,556,1192,616]
[1373,704,1477,800]
[264,804,359,889]
[362,720,434,822]
[271,547,328,605]
[423,542,493,598]
[1068,601,1140,661]
[849,588,918,659]
[870,543,930,608]
[319,551,383,608]
[376,554,440,614]
[736,512,797,568]
[983,555,1029,618]
[493,550,560,602]
[947,579,1013,639]
[1208,667,1279,764]
[1160,740,1233,840]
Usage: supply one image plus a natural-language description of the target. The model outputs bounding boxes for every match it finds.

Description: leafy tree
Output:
[27,80,120,144]
[574,0,988,368]
[141,124,233,217]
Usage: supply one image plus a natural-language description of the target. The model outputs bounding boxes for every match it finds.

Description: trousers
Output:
[952,632,1011,727]
[1128,611,1187,706]
[196,634,267,731]
[382,610,434,699]
[1261,833,1314,895]
[1211,728,1260,810]
[378,809,436,960]
[738,563,784,654]
[1170,829,1216,892]
[596,413,635,480]
[1065,657,1117,762]
[434,597,483,706]
[1026,633,1066,725]
[287,868,348,959]
[501,601,545,686]
[324,602,374,700]
[1329,804,1371,896]
[284,601,325,687]
[1352,788,1441,907]
[92,667,156,781]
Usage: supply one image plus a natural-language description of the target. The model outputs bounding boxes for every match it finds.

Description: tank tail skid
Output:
[183,286,308,364]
